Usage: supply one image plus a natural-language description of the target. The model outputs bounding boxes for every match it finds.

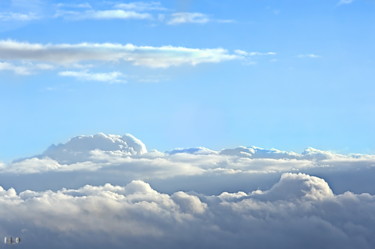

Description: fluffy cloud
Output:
[1,173,375,249]
[42,133,147,164]
[0,40,239,69]
[2,134,375,248]
[2,133,375,197]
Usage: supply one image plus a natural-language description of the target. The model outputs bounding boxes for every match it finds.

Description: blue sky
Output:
[1,0,375,161]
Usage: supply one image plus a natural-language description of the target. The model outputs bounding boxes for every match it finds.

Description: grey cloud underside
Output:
[1,173,375,249]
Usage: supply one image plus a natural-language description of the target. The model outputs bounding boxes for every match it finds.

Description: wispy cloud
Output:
[166,12,233,25]
[0,62,31,75]
[297,53,321,58]
[58,9,152,20]
[59,70,126,83]
[0,61,54,75]
[0,12,40,21]
[53,2,233,25]
[235,49,276,56]
[167,12,211,25]
[337,0,354,5]
[0,40,239,68]
[114,2,167,11]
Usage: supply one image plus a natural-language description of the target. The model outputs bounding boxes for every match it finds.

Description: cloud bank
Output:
[1,133,375,196]
[1,173,375,249]
[1,133,375,248]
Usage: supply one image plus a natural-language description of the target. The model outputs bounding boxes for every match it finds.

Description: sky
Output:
[0,0,374,161]
[1,1,375,248]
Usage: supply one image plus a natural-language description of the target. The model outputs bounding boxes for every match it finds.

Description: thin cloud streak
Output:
[0,40,239,68]
[59,71,126,83]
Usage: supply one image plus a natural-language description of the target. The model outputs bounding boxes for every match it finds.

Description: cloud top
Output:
[42,133,147,164]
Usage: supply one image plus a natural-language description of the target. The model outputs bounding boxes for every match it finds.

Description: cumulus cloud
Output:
[58,70,126,83]
[2,134,375,248]
[0,40,239,69]
[2,133,375,197]
[42,133,147,164]
[1,173,375,249]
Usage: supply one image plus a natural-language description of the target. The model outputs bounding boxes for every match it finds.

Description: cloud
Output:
[0,40,239,69]
[338,0,354,5]
[0,61,55,75]
[167,12,210,25]
[234,49,276,57]
[297,53,321,58]
[66,9,152,20]
[0,61,31,75]
[55,3,93,9]
[2,133,375,249]
[114,2,167,11]
[0,12,40,21]
[41,133,147,164]
[58,70,126,83]
[3,133,375,197]
[1,173,375,249]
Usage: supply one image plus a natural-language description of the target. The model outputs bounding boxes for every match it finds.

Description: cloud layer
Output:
[2,133,375,196]
[1,133,375,248]
[1,173,375,249]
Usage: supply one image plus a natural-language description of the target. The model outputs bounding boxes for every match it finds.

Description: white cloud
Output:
[3,133,375,197]
[0,61,55,75]
[59,70,126,83]
[76,9,152,20]
[0,61,31,75]
[167,12,210,25]
[166,12,234,25]
[0,40,239,69]
[55,3,92,9]
[114,2,167,11]
[338,0,354,5]
[41,133,147,164]
[297,53,321,58]
[1,173,375,249]
[0,12,40,21]
[235,49,276,56]
[1,133,375,249]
